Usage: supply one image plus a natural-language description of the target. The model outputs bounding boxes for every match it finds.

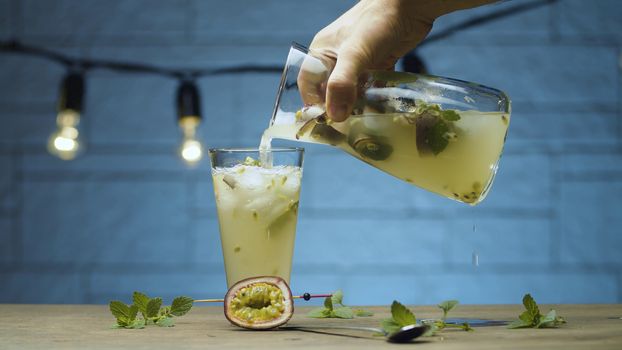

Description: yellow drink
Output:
[212,163,302,287]
[262,105,509,205]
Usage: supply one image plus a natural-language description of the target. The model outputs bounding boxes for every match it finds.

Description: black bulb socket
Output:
[58,72,85,113]
[177,80,201,121]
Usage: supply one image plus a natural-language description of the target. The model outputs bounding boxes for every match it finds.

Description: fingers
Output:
[297,53,330,107]
[326,46,369,122]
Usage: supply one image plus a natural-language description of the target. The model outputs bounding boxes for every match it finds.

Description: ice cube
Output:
[279,172,301,196]
[237,166,266,190]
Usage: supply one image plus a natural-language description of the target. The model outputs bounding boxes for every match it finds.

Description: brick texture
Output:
[0,0,621,305]
[0,0,10,38]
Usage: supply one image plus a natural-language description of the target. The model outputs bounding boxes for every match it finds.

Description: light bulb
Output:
[176,80,203,166]
[48,110,82,160]
[178,116,203,165]
[180,138,203,164]
[48,72,85,161]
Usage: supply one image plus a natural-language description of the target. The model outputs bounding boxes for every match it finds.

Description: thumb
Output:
[326,47,369,122]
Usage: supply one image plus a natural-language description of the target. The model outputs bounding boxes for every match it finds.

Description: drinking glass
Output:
[209,148,304,287]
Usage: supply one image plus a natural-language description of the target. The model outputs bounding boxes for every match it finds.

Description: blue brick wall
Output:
[1,0,621,306]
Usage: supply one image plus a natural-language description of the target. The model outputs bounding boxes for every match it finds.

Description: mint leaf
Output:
[306,291,371,319]
[129,318,145,329]
[111,292,194,330]
[307,307,331,318]
[171,296,194,317]
[441,110,461,121]
[537,310,566,328]
[518,311,533,325]
[438,300,459,319]
[380,318,402,335]
[380,301,422,337]
[132,291,150,317]
[507,319,532,329]
[128,305,139,322]
[323,296,333,311]
[146,297,163,318]
[109,301,141,328]
[332,307,354,319]
[391,301,416,326]
[156,317,175,327]
[354,308,374,317]
[509,294,565,329]
[429,119,449,155]
[413,102,460,155]
[159,305,171,318]
[331,290,344,306]
[109,301,130,321]
[523,294,540,323]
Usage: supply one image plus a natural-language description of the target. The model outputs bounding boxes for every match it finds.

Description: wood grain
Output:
[0,304,621,349]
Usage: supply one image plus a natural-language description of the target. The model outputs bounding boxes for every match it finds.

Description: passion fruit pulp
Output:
[224,276,293,330]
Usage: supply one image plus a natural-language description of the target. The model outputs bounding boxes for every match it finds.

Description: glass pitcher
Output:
[262,43,511,205]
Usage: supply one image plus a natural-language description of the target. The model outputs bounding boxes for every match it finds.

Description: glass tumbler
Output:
[209,148,304,287]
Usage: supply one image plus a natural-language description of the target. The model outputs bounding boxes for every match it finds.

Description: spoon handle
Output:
[282,325,385,335]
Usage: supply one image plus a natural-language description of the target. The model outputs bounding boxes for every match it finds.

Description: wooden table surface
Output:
[1,304,621,349]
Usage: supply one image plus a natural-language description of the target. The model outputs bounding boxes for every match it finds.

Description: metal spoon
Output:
[282,324,429,343]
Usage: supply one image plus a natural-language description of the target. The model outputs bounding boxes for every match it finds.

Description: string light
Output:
[176,80,204,166]
[0,2,553,165]
[47,72,85,160]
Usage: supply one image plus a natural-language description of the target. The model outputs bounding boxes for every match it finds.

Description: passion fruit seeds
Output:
[230,283,286,323]
[224,276,294,330]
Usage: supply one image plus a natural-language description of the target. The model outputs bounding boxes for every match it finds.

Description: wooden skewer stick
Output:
[194,293,331,303]
[194,298,224,303]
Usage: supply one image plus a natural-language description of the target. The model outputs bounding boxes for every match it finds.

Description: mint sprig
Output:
[508,294,566,329]
[433,300,472,332]
[110,291,194,329]
[380,301,417,335]
[307,290,373,319]
[110,301,145,329]
[413,101,461,155]
[381,299,471,336]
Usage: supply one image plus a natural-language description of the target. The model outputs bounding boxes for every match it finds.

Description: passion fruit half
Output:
[224,276,293,330]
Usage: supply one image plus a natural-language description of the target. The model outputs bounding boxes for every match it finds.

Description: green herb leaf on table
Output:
[307,307,332,318]
[146,297,163,319]
[109,301,144,329]
[391,301,416,326]
[523,294,540,322]
[331,290,344,306]
[353,308,374,317]
[323,295,333,311]
[508,294,566,329]
[380,301,417,335]
[538,309,566,328]
[306,290,372,319]
[132,292,150,317]
[109,301,130,321]
[438,300,459,320]
[156,317,175,327]
[333,307,354,319]
[434,299,472,331]
[171,296,194,317]
[109,291,194,329]
[380,318,403,335]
